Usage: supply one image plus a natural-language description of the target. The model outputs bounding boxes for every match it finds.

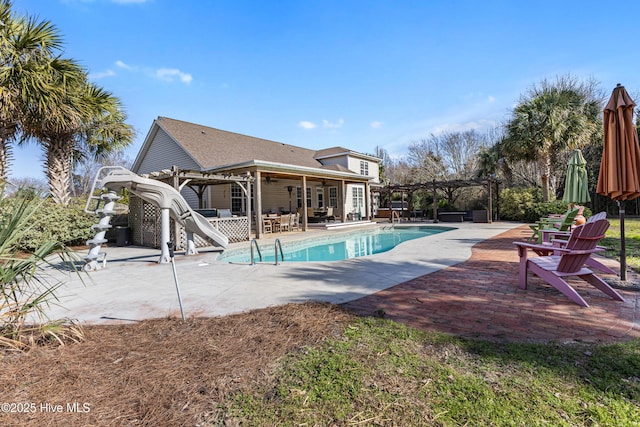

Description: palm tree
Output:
[503,75,602,201]
[21,76,134,205]
[0,0,74,182]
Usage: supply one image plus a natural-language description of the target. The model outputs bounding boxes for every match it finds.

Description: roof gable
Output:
[315,146,381,162]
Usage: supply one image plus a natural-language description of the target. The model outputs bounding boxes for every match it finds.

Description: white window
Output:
[297,186,312,208]
[360,160,369,176]
[352,187,364,211]
[306,186,312,208]
[316,187,324,209]
[329,187,338,208]
[231,183,244,213]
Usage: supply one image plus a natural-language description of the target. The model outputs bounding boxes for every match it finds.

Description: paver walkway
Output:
[343,225,640,343]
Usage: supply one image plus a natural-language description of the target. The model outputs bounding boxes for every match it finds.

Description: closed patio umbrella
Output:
[562,148,591,205]
[596,84,640,281]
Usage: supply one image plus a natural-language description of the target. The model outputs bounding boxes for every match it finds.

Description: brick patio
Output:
[343,225,640,343]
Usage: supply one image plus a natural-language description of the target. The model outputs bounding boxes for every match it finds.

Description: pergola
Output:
[382,177,500,222]
[133,166,255,245]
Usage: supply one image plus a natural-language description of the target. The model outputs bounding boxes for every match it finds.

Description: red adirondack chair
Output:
[536,212,616,275]
[513,218,625,307]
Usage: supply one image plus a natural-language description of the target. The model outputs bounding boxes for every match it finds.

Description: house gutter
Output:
[205,160,373,182]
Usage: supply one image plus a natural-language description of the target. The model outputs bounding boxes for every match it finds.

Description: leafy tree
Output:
[0,0,76,182]
[21,75,134,205]
[503,75,603,201]
[1,0,134,204]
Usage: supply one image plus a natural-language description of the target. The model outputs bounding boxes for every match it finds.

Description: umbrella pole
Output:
[619,201,627,281]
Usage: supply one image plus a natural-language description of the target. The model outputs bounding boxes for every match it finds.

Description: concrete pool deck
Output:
[43,221,522,324]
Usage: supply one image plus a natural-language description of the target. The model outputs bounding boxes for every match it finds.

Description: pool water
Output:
[217,225,454,263]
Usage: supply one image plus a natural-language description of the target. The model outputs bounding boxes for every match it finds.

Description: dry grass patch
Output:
[0,302,354,426]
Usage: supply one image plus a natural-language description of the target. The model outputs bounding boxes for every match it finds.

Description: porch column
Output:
[255,171,262,238]
[171,166,182,250]
[339,180,345,223]
[342,180,349,221]
[159,208,171,263]
[245,175,252,240]
[301,176,308,231]
[364,181,371,220]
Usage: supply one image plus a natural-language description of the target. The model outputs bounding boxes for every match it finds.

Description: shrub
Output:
[522,200,571,223]
[498,187,593,222]
[17,198,95,251]
[0,191,84,350]
[498,187,541,221]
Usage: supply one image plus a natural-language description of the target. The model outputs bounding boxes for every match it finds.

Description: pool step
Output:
[322,220,377,230]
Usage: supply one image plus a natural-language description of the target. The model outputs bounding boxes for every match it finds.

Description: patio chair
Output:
[267,213,280,232]
[537,212,615,275]
[290,212,300,231]
[262,217,272,234]
[514,218,625,307]
[279,213,290,232]
[326,207,335,222]
[529,207,579,243]
[307,207,320,223]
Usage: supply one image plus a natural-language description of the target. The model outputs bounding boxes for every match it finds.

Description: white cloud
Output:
[487,95,496,103]
[115,60,133,70]
[88,69,116,80]
[156,68,192,84]
[323,118,344,129]
[370,121,383,129]
[114,61,192,84]
[298,121,317,129]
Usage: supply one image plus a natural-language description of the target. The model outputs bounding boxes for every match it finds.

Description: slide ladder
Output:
[84,190,120,271]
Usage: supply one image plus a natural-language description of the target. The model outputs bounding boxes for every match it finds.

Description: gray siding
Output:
[134,128,200,174]
[134,128,202,209]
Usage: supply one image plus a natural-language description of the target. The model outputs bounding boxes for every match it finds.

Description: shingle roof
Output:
[155,117,323,170]
[314,147,351,157]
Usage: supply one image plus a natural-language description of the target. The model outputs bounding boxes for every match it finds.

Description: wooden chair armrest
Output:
[513,241,571,253]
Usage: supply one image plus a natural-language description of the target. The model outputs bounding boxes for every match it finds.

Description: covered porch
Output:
[130,164,375,248]
[206,160,375,239]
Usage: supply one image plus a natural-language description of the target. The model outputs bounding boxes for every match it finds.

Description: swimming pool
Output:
[217,225,454,263]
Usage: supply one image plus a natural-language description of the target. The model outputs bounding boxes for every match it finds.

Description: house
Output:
[131,117,381,241]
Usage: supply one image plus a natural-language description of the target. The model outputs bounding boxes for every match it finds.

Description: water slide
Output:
[100,168,228,248]
[84,167,228,269]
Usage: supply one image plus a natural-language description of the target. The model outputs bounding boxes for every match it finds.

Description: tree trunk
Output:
[0,126,15,183]
[541,155,552,202]
[541,174,550,202]
[46,136,73,206]
[0,138,9,183]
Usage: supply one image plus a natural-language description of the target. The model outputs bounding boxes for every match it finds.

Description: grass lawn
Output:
[601,217,640,272]
[223,318,639,426]
[218,218,640,425]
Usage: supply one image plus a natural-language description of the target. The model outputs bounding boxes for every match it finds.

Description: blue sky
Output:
[9,0,640,181]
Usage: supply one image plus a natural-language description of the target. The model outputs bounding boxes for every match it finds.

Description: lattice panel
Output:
[129,194,249,249]
[129,196,143,244]
[177,217,249,249]
[218,218,250,243]
[129,196,162,248]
